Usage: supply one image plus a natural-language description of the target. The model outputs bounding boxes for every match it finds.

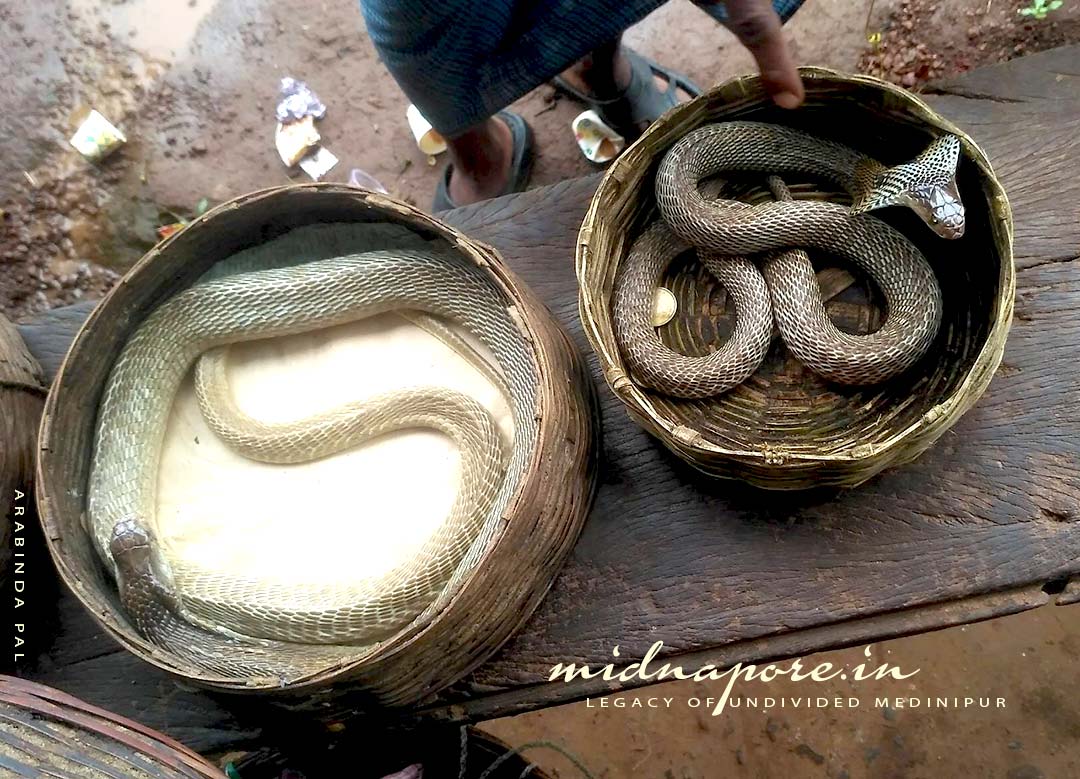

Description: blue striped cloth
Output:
[362,0,805,138]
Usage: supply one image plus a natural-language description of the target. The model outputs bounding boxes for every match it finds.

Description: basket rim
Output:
[0,675,224,776]
[576,66,1015,467]
[35,182,564,690]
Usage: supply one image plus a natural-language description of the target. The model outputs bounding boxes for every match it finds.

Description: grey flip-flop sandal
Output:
[432,110,535,213]
[552,49,702,141]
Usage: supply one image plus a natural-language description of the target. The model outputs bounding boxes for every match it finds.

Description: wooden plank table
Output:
[9,47,1080,753]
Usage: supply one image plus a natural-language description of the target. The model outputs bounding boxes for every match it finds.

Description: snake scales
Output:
[86,123,964,668]
[87,225,537,672]
[614,121,965,397]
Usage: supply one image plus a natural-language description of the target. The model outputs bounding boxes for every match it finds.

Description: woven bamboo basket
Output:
[0,675,225,777]
[0,676,554,779]
[35,183,597,710]
[578,67,1014,489]
[0,316,47,591]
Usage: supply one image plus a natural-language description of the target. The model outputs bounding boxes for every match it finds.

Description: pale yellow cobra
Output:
[86,225,538,665]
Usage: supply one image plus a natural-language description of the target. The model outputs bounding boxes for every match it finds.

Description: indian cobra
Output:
[87,226,538,666]
[614,121,965,397]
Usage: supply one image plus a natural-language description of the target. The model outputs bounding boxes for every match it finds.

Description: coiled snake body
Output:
[88,229,537,668]
[614,121,965,397]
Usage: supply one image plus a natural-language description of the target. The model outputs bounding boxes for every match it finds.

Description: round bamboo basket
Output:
[35,183,598,710]
[0,675,225,777]
[578,67,1014,488]
[0,315,47,591]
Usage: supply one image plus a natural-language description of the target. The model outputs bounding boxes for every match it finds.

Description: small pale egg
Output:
[651,287,677,327]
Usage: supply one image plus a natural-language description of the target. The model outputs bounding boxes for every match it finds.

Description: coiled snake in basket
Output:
[614,121,966,397]
[87,227,538,668]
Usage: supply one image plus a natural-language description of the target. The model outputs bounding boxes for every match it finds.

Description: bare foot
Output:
[446,115,514,206]
[558,47,633,99]
[559,46,695,135]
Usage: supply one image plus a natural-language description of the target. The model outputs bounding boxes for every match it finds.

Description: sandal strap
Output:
[552,48,702,139]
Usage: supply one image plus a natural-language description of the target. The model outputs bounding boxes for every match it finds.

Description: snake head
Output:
[904,179,966,240]
[109,518,183,622]
[850,134,966,240]
[109,518,154,575]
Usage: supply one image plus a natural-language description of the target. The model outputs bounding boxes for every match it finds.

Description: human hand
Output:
[702,0,805,109]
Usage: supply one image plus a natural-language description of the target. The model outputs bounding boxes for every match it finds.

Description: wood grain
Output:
[9,47,1080,747]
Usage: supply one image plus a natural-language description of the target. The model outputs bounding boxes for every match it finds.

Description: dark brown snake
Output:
[614,121,965,397]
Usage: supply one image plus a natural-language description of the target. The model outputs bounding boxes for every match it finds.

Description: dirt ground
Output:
[3,0,1078,317]
[486,604,1080,778]
[1,0,1078,776]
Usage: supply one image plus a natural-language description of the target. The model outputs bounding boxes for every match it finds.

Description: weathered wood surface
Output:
[1,314,47,592]
[9,47,1080,749]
